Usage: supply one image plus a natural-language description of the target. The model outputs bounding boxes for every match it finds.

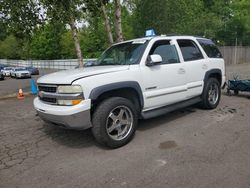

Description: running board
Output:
[141,97,201,119]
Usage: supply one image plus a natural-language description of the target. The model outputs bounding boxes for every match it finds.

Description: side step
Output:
[141,97,201,119]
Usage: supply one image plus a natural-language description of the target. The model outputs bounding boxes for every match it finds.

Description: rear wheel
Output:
[92,97,138,148]
[200,78,221,109]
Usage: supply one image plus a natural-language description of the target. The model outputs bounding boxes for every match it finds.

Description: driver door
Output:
[141,39,187,110]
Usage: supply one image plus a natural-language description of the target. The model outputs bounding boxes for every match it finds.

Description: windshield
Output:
[94,41,147,66]
[15,68,26,71]
[5,67,12,70]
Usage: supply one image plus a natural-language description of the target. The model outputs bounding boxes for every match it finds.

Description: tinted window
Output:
[96,41,148,66]
[197,39,223,58]
[149,40,180,64]
[177,40,203,61]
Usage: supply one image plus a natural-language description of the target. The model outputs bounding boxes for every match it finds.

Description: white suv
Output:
[34,36,226,148]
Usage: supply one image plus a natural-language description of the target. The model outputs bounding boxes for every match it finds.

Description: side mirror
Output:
[146,54,163,66]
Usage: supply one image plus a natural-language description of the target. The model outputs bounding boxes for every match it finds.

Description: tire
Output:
[234,90,239,95]
[200,78,221,109]
[92,97,138,148]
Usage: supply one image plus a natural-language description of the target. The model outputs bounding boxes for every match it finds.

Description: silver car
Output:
[11,67,31,79]
[1,67,13,76]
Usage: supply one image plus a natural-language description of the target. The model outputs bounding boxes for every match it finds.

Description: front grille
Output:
[38,85,57,93]
[38,85,58,104]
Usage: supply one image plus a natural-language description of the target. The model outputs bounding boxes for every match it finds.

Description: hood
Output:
[37,65,130,85]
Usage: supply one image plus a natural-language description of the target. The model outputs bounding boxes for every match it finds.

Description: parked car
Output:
[26,67,39,75]
[0,64,8,71]
[34,35,225,148]
[0,71,4,80]
[11,67,31,78]
[1,67,13,77]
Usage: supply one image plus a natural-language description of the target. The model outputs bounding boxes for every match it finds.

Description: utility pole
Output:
[234,31,238,65]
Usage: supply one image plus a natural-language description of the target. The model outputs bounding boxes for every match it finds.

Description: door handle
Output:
[178,68,186,74]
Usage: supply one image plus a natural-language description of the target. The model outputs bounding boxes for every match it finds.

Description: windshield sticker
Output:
[132,39,147,44]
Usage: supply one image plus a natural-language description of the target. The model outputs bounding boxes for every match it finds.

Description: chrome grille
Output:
[38,85,57,93]
[38,85,57,104]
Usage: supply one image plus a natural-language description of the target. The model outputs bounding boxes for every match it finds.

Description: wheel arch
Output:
[204,69,222,86]
[89,81,144,113]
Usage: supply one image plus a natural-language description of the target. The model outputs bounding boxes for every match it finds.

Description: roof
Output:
[114,35,210,46]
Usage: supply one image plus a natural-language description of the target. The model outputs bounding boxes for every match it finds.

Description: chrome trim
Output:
[38,91,83,100]
[38,84,58,87]
[187,84,203,89]
[147,89,187,99]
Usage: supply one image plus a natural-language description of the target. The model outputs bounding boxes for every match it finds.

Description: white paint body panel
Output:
[34,36,226,123]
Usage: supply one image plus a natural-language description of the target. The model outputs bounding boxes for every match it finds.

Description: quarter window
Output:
[149,40,180,64]
[177,40,203,61]
[197,39,223,58]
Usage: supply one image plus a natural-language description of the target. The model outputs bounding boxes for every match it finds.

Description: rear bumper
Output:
[222,75,226,89]
[34,97,92,130]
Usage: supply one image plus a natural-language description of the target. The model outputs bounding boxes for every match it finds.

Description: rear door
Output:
[176,39,207,98]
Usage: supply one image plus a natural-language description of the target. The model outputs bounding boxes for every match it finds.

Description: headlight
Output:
[57,85,82,94]
[56,85,83,106]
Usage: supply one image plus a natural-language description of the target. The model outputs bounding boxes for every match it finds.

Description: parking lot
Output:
[0,69,56,97]
[1,64,250,188]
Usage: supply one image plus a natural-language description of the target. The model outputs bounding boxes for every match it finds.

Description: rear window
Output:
[197,39,223,58]
[177,40,203,62]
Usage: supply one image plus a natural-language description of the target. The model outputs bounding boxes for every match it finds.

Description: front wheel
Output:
[200,78,221,109]
[92,97,138,148]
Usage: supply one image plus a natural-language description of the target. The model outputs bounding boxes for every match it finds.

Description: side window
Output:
[149,40,180,64]
[177,40,203,61]
[197,39,223,58]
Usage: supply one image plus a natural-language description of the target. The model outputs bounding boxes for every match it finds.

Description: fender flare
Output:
[204,69,222,84]
[89,81,144,108]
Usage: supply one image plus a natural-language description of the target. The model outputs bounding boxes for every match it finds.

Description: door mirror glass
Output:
[147,54,162,66]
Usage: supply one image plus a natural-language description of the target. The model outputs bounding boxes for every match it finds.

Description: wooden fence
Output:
[219,46,250,65]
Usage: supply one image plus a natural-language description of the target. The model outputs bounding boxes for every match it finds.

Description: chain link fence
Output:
[0,59,97,70]
[0,46,250,69]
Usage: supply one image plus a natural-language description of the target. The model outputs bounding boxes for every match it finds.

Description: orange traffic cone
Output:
[17,89,24,99]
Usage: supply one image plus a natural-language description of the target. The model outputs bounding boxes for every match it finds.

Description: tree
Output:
[101,0,114,45]
[41,0,86,67]
[29,22,65,59]
[60,31,76,59]
[0,35,20,59]
[114,0,124,42]
[0,0,42,39]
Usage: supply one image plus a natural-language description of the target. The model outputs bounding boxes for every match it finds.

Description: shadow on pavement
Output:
[40,106,197,149]
[41,123,98,149]
[138,106,197,131]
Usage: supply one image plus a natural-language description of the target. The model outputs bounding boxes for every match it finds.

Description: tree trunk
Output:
[69,17,83,67]
[114,0,124,42]
[101,1,114,45]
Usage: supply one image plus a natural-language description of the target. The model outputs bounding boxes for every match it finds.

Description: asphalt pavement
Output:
[1,94,250,188]
[1,64,250,188]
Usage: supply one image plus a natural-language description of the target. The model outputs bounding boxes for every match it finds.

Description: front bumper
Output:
[16,74,31,78]
[4,72,10,76]
[34,97,92,130]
